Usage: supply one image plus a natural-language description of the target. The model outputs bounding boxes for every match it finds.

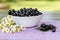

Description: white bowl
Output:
[11,15,43,27]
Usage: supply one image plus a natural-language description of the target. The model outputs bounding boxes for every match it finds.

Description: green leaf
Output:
[0,20,2,24]
[11,23,16,25]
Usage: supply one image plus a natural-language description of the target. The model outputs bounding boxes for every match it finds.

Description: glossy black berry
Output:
[12,9,16,13]
[18,14,21,17]
[39,24,49,31]
[40,28,46,31]
[8,8,43,17]
[37,23,56,32]
[40,23,46,28]
[34,8,38,11]
[40,27,49,31]
[17,10,20,13]
[12,13,16,16]
[49,24,55,30]
[45,25,50,29]
[52,28,56,32]
[39,12,42,15]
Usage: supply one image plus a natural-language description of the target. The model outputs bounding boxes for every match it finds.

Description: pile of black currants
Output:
[36,23,56,32]
[8,8,42,17]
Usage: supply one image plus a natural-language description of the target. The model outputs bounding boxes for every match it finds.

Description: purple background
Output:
[0,21,60,40]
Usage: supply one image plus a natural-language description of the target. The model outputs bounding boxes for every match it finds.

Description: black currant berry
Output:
[52,28,56,32]
[8,10,12,15]
[49,24,55,30]
[40,23,46,28]
[12,9,16,13]
[8,8,43,17]
[39,12,42,15]
[34,8,38,11]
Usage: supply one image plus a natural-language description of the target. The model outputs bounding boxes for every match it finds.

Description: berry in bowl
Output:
[8,8,43,27]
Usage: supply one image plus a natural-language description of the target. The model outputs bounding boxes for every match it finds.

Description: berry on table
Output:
[40,23,46,28]
[49,24,55,30]
[52,28,56,32]
[36,23,56,32]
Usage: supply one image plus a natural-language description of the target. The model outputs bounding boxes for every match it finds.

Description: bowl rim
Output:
[12,14,44,18]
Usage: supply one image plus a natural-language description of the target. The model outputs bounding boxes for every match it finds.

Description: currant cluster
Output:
[39,23,56,32]
[8,8,42,17]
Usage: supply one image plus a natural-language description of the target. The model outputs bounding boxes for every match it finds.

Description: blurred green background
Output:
[0,0,60,20]
[0,0,60,11]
